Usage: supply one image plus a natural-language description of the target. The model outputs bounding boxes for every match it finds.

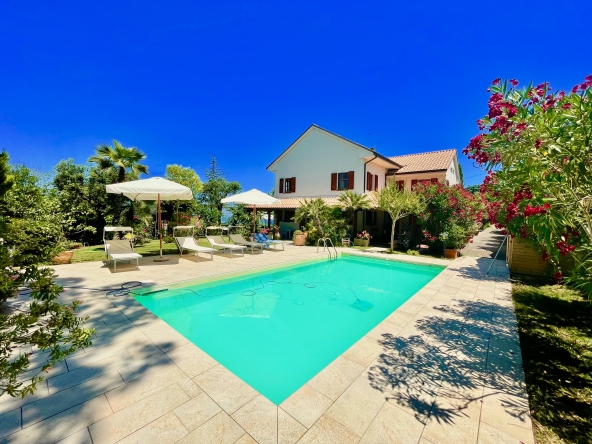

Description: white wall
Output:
[386,171,448,191]
[366,162,389,192]
[269,127,378,197]
[445,156,461,185]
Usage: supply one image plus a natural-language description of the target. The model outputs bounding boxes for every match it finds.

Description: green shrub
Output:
[4,219,63,265]
[406,249,420,256]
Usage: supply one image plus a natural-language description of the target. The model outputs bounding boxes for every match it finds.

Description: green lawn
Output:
[71,238,211,263]
[513,284,592,444]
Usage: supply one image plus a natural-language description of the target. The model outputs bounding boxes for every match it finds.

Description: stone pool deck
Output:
[1,245,533,444]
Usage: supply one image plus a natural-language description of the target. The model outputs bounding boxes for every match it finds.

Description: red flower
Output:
[572,85,580,94]
[535,139,543,149]
[562,103,571,109]
[492,78,501,85]
[509,79,519,87]
[554,271,563,283]
[542,251,548,261]
[586,75,592,82]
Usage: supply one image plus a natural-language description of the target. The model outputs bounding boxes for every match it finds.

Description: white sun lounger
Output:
[228,234,265,254]
[104,239,142,272]
[174,236,216,262]
[206,235,246,258]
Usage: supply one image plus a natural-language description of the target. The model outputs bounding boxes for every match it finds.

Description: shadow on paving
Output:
[367,298,528,426]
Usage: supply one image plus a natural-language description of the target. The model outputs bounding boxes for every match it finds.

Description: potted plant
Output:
[443,225,466,259]
[293,230,306,246]
[354,230,372,247]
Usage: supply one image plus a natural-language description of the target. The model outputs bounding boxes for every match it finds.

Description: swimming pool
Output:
[133,255,443,404]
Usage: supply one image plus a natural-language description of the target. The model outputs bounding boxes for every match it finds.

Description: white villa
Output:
[257,124,462,244]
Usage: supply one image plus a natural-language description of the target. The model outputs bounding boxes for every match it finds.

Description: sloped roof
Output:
[389,149,456,174]
[247,194,379,210]
[267,124,401,170]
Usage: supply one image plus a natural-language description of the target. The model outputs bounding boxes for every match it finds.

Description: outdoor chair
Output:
[174,236,216,262]
[104,239,142,272]
[228,234,265,254]
[206,235,246,258]
[254,233,285,251]
[341,237,351,247]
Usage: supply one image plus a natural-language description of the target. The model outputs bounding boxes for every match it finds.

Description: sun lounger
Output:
[104,239,142,272]
[206,235,246,258]
[174,236,216,262]
[254,233,285,251]
[229,234,265,254]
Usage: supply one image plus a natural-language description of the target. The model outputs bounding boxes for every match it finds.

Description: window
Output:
[279,177,296,194]
[331,171,354,191]
[338,172,349,190]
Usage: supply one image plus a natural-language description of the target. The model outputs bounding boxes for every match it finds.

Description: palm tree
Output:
[89,140,148,183]
[338,190,370,237]
[294,198,330,237]
[374,183,426,252]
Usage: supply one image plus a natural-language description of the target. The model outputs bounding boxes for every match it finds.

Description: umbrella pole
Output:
[154,192,169,262]
[253,204,257,235]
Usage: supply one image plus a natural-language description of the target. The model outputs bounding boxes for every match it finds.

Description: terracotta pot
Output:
[444,248,458,259]
[52,250,74,265]
[293,234,306,246]
[354,239,370,247]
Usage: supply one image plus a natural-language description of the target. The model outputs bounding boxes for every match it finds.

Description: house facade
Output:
[258,124,462,242]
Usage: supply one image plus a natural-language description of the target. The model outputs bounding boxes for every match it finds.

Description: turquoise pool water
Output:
[134,255,443,404]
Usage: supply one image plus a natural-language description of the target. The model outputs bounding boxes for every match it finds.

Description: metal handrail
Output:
[486,234,508,275]
[317,237,338,260]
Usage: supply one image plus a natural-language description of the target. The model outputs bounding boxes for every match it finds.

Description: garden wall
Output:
[507,237,552,278]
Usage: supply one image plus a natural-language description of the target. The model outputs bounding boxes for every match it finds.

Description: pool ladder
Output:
[317,238,338,260]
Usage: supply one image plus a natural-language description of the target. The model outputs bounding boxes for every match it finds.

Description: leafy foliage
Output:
[373,183,426,251]
[198,157,241,225]
[294,199,348,245]
[0,152,93,398]
[88,140,148,183]
[164,164,203,222]
[464,75,592,292]
[337,190,370,236]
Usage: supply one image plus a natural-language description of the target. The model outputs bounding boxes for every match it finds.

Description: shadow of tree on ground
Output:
[367,297,529,426]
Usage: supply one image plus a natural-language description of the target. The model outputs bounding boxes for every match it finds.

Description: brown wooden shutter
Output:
[397,180,404,191]
[331,173,337,191]
[374,175,378,191]
[348,171,354,189]
[279,178,284,193]
[291,177,296,193]
[411,179,418,190]
[366,172,372,191]
[431,178,438,184]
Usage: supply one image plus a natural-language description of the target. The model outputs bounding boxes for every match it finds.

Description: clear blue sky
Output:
[1,0,590,189]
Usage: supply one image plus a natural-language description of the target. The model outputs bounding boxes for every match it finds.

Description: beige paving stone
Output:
[342,336,383,367]
[280,384,333,428]
[174,392,222,432]
[106,364,187,412]
[235,433,258,444]
[23,369,125,426]
[3,395,112,444]
[177,377,204,398]
[232,395,277,444]
[398,301,426,316]
[384,310,416,328]
[47,351,134,394]
[56,427,93,444]
[0,408,21,439]
[0,381,49,416]
[421,385,482,444]
[308,356,365,401]
[166,343,219,377]
[366,320,403,342]
[326,373,386,436]
[17,360,69,383]
[116,351,175,384]
[193,366,258,414]
[142,324,190,353]
[359,401,425,444]
[176,411,246,444]
[278,408,307,444]
[66,335,153,370]
[89,384,189,444]
[117,411,189,444]
[296,414,359,444]
[479,387,534,444]
[477,421,522,444]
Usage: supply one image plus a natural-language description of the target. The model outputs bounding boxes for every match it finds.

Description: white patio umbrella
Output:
[106,177,193,261]
[221,189,279,233]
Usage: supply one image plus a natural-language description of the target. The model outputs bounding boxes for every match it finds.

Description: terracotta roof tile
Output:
[389,149,456,174]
